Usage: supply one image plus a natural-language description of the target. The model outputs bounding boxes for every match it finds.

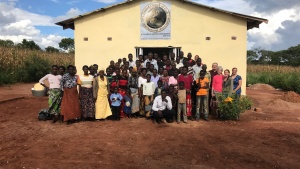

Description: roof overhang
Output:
[56,0,268,30]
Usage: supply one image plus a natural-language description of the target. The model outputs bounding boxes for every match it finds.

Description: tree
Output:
[16,39,41,50]
[0,39,14,47]
[45,46,60,53]
[59,38,74,53]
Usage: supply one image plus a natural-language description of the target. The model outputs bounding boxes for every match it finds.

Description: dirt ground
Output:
[0,84,299,169]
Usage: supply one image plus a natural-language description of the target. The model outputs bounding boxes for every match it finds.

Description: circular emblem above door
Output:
[141,2,170,32]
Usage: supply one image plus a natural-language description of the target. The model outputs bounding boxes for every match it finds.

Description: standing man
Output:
[208,62,218,113]
[191,58,202,108]
[152,89,175,124]
[144,52,158,70]
[178,51,184,64]
[128,53,136,68]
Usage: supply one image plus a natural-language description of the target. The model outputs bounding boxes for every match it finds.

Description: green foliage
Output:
[0,39,14,47]
[21,55,51,82]
[59,38,74,53]
[45,46,60,53]
[217,95,252,120]
[16,39,41,50]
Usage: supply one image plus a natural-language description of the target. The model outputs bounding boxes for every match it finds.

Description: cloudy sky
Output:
[1,0,299,51]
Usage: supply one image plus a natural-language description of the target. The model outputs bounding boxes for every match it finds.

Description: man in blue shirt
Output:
[110,87,123,121]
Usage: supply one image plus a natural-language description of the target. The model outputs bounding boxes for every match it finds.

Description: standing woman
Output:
[60,65,81,124]
[212,66,224,99]
[222,69,233,97]
[159,69,170,91]
[94,69,112,120]
[128,68,140,114]
[231,67,242,99]
[39,65,62,123]
[118,69,129,117]
[58,66,66,76]
[78,65,95,121]
[138,68,147,117]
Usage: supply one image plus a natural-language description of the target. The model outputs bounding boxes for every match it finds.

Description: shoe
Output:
[204,118,209,121]
[183,121,187,124]
[161,118,167,123]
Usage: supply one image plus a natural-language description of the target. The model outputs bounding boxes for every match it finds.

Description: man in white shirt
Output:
[128,53,136,68]
[144,52,158,70]
[152,90,175,124]
[192,58,202,81]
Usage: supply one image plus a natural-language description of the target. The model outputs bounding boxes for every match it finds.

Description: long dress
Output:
[79,75,95,118]
[95,77,112,119]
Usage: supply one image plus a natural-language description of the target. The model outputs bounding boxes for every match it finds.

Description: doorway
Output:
[135,47,181,59]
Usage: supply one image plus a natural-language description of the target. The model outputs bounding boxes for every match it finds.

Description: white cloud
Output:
[94,0,118,4]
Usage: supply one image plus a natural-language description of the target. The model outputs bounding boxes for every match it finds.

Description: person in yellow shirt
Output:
[195,71,210,121]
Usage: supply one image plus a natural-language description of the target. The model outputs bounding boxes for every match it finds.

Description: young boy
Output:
[110,87,123,121]
[154,80,163,98]
[196,71,210,121]
[143,74,156,117]
[123,89,132,119]
[177,82,187,123]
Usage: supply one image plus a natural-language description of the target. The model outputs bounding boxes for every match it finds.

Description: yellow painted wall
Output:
[74,0,247,94]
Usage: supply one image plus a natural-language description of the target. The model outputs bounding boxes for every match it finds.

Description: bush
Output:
[217,94,252,120]
[22,55,51,82]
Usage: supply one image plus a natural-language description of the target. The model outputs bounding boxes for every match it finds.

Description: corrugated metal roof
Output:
[56,0,268,30]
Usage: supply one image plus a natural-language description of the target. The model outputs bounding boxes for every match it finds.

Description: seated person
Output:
[152,89,175,124]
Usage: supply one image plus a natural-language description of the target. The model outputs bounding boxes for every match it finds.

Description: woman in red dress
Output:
[118,69,129,117]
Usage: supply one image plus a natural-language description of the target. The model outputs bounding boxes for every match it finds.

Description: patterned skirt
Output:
[131,88,140,113]
[119,88,126,117]
[80,87,95,118]
[186,93,192,117]
[48,88,62,115]
[61,87,81,121]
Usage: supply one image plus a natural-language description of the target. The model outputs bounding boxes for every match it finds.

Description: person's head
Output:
[171,62,176,69]
[122,58,127,63]
[187,53,192,59]
[67,65,76,76]
[120,65,125,70]
[89,65,95,75]
[131,68,137,77]
[146,74,151,82]
[162,55,168,62]
[217,66,223,75]
[157,80,162,88]
[136,60,141,67]
[232,67,238,75]
[124,61,129,69]
[153,69,158,76]
[51,65,58,75]
[150,64,154,71]
[200,71,206,79]
[173,69,179,77]
[93,64,98,71]
[179,81,185,90]
[129,66,133,73]
[128,53,133,61]
[153,53,159,60]
[169,85,174,93]
[118,58,122,64]
[82,65,89,75]
[148,52,153,60]
[161,89,167,99]
[112,75,116,81]
[158,67,164,75]
[99,70,105,77]
[171,53,175,60]
[115,62,120,69]
[194,55,199,61]
[110,60,115,67]
[212,62,218,71]
[176,57,180,64]
[224,69,230,77]
[163,69,168,77]
[182,66,188,75]
[58,66,65,75]
[122,69,127,77]
[138,55,143,61]
[179,51,184,58]
[166,59,171,66]
[141,68,147,76]
[202,64,207,71]
[114,87,119,94]
[115,68,120,76]
[106,68,111,75]
[146,62,150,69]
[196,58,202,66]
[143,55,148,61]
[183,60,189,67]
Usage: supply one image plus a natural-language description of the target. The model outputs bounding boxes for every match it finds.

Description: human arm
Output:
[166,96,172,110]
[39,74,49,89]
[233,76,242,93]
[152,97,159,112]
[93,77,98,100]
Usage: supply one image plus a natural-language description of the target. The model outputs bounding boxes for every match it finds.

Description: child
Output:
[154,80,163,98]
[123,89,133,119]
[143,74,156,117]
[110,76,118,94]
[177,82,187,123]
[196,71,210,121]
[110,87,123,121]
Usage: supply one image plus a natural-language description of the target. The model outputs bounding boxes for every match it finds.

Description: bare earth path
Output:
[0,83,299,169]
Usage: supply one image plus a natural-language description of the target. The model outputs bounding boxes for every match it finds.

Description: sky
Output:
[0,0,300,51]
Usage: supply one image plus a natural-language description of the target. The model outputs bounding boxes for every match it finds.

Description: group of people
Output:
[39,51,242,124]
